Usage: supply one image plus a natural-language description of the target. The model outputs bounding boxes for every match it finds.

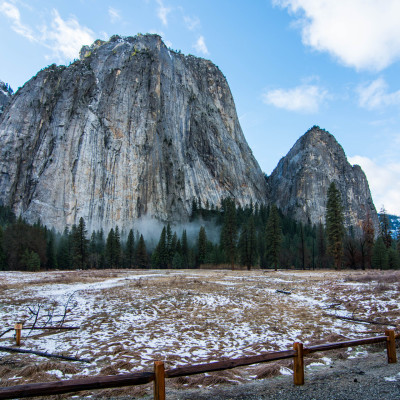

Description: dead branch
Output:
[323,303,342,309]
[0,345,92,363]
[323,313,397,327]
[0,328,13,338]
[27,304,42,336]
[276,289,291,295]
[59,292,77,328]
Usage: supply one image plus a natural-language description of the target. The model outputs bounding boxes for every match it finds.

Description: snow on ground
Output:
[0,268,399,393]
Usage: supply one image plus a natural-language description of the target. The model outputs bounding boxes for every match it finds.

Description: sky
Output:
[0,0,399,216]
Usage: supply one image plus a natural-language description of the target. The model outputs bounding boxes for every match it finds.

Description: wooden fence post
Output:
[154,361,165,400]
[293,342,304,385]
[14,324,22,346]
[385,330,397,364]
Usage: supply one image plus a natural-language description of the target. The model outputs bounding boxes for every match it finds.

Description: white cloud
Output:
[184,15,200,31]
[263,84,328,113]
[349,155,400,216]
[108,7,121,23]
[42,9,95,61]
[0,3,94,62]
[156,0,171,26]
[357,78,400,110]
[274,0,400,71]
[0,1,35,41]
[194,36,209,56]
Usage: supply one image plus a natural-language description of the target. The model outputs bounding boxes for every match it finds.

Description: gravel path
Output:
[163,352,400,400]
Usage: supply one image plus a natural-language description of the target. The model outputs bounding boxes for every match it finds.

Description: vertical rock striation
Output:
[267,126,379,234]
[0,34,268,232]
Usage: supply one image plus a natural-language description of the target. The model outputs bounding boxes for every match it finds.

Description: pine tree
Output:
[57,228,72,269]
[265,204,282,271]
[316,222,327,268]
[106,228,116,268]
[239,216,257,270]
[125,229,135,268]
[171,232,177,261]
[46,230,57,269]
[21,249,41,271]
[152,227,168,268]
[197,226,207,266]
[88,232,100,269]
[325,182,344,269]
[166,224,173,267]
[379,206,392,249]
[114,226,122,267]
[181,230,189,268]
[136,234,149,268]
[344,236,359,269]
[3,219,47,270]
[220,198,237,269]
[172,252,183,269]
[297,223,307,270]
[397,227,400,258]
[372,237,388,269]
[0,226,6,270]
[71,217,89,269]
[96,229,106,268]
[191,198,198,218]
[362,211,375,269]
[387,247,400,269]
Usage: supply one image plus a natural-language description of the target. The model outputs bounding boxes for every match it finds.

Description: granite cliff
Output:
[0,35,379,235]
[267,126,379,234]
[0,81,12,115]
[0,34,268,232]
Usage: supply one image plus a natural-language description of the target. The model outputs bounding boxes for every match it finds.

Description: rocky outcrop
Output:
[0,81,12,115]
[267,126,379,234]
[0,34,268,232]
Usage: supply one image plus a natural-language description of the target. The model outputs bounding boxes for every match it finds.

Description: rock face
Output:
[267,126,379,234]
[0,34,268,232]
[0,81,12,115]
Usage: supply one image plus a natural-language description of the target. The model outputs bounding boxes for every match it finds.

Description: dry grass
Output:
[344,270,400,284]
[0,268,398,394]
[254,360,293,379]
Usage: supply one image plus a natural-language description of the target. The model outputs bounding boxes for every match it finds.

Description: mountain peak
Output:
[268,127,379,234]
[0,34,267,232]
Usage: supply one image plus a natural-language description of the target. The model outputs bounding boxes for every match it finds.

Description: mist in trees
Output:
[0,198,399,271]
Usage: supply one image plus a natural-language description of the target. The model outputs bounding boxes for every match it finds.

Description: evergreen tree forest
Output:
[0,196,399,271]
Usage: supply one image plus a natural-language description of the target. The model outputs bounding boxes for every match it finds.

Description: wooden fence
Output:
[0,330,398,399]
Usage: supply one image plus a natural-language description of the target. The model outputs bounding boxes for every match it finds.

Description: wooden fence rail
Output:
[0,330,398,400]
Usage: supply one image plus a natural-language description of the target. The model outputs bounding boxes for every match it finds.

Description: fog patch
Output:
[132,215,221,250]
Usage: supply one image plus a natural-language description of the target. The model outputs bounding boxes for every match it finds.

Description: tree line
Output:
[0,184,399,271]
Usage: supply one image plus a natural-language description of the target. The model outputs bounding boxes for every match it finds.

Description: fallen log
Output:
[0,326,79,338]
[276,289,291,295]
[22,326,80,330]
[0,346,92,363]
[323,303,342,309]
[323,313,397,327]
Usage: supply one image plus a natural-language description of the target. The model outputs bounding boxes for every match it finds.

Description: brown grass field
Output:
[0,268,399,398]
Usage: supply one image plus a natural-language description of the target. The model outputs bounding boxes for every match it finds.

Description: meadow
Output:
[0,268,399,397]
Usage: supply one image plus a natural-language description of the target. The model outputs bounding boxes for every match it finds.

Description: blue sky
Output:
[1,0,400,216]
